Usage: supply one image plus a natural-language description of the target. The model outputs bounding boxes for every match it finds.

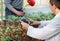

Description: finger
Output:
[27,18,34,22]
[30,23,36,25]
[27,18,32,20]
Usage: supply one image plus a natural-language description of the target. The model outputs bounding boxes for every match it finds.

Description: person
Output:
[4,0,25,19]
[21,0,60,41]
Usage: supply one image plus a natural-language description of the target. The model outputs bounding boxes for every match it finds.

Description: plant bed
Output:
[0,20,44,41]
[0,12,54,41]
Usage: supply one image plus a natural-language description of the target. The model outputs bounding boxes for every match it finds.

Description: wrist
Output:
[11,8,18,14]
[14,10,18,14]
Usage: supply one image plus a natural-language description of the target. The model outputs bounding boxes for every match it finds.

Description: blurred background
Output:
[0,0,52,20]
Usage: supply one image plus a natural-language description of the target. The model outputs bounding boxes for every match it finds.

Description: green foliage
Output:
[8,12,54,21]
[1,36,5,41]
[8,15,22,22]
[25,12,55,21]
[0,12,54,41]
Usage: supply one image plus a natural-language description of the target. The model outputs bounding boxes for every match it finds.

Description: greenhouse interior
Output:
[0,0,60,41]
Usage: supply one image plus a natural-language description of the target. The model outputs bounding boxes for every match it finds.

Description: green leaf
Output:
[1,36,5,41]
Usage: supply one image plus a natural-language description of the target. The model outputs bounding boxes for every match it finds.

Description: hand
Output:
[31,21,40,26]
[11,8,25,16]
[27,17,34,23]
[21,21,30,30]
[27,18,40,26]
[16,11,25,16]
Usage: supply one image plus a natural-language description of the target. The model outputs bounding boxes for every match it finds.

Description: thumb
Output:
[30,23,35,26]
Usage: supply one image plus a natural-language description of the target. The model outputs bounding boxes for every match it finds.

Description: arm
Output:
[39,20,51,28]
[21,15,60,40]
[4,0,24,16]
[27,26,59,40]
[4,0,14,10]
[27,18,60,40]
[27,18,51,28]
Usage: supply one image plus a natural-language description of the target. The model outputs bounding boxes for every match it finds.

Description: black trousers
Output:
[5,7,23,19]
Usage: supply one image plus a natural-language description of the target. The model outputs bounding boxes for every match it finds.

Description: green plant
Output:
[8,15,22,22]
[25,12,54,21]
[0,12,54,41]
